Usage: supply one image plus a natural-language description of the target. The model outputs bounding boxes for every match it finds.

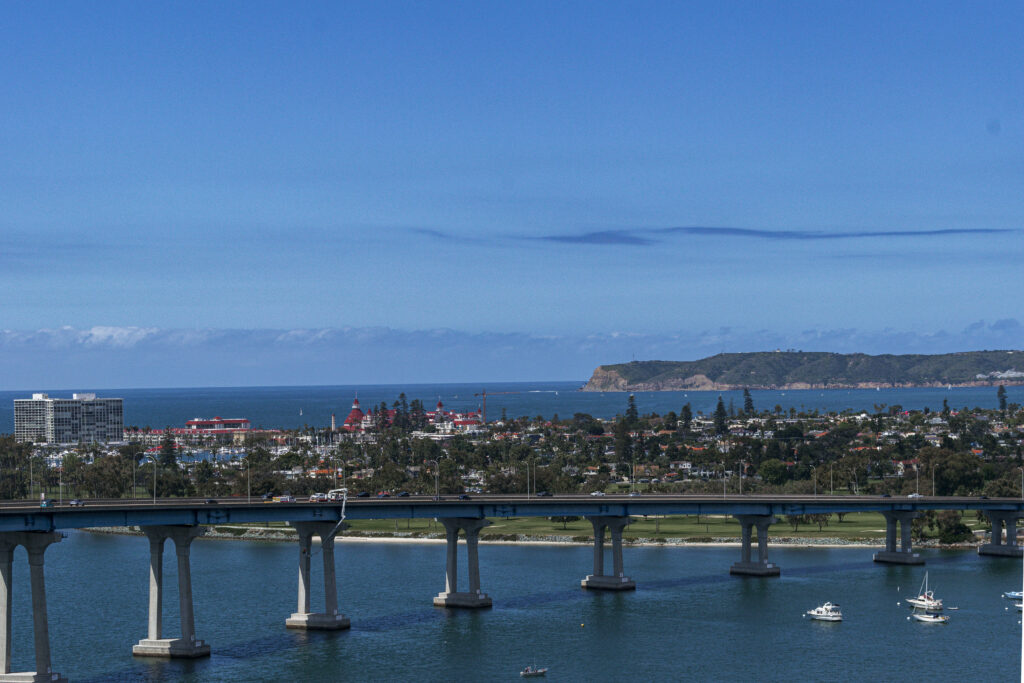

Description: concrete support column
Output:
[133,526,210,658]
[899,515,914,553]
[26,548,52,678]
[322,535,339,617]
[979,512,1024,557]
[884,514,897,553]
[286,521,349,630]
[591,522,606,577]
[755,519,773,565]
[0,540,13,676]
[739,522,752,564]
[295,527,313,615]
[874,511,924,565]
[0,532,66,683]
[730,515,780,576]
[464,520,487,595]
[442,520,459,594]
[145,536,165,641]
[172,533,197,645]
[608,518,628,579]
[581,516,635,590]
[434,518,492,608]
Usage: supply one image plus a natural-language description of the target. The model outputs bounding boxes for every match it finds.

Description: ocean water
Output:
[1,383,1020,433]
[4,532,1020,681]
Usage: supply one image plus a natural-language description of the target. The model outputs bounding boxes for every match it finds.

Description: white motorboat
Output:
[805,602,842,622]
[906,572,943,611]
[911,607,949,624]
[520,665,548,677]
[1003,591,1023,600]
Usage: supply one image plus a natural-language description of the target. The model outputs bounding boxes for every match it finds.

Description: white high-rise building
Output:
[14,393,124,444]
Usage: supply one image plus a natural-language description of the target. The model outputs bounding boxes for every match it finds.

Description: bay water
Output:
[5,532,1021,681]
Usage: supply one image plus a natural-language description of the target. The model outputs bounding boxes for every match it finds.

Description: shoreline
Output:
[81,525,979,550]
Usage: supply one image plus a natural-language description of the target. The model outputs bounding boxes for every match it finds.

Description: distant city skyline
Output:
[2,2,1021,387]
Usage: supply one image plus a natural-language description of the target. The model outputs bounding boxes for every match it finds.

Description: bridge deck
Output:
[0,495,1021,533]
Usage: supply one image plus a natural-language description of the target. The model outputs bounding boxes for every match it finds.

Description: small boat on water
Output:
[805,602,842,622]
[520,665,548,677]
[906,572,943,611]
[911,607,949,624]
[1003,591,1023,600]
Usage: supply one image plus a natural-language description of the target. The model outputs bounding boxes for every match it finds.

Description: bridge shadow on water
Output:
[80,553,965,682]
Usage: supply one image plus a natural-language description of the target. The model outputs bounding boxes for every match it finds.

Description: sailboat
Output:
[906,572,943,611]
[520,664,548,677]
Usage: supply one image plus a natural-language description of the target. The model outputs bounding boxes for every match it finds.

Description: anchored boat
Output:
[805,602,842,622]
[906,572,943,612]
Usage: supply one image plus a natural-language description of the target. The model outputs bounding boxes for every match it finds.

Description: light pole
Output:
[428,459,440,499]
[932,464,936,497]
[526,459,531,499]
[738,461,743,495]
[830,463,833,495]
[916,465,920,496]
[811,465,817,497]
[245,456,251,503]
[144,455,157,505]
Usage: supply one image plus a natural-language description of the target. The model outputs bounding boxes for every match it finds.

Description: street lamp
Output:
[811,465,817,497]
[144,455,158,505]
[428,459,440,500]
[244,456,251,503]
[829,463,833,495]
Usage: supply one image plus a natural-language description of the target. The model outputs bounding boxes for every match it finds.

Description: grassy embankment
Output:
[247,511,990,542]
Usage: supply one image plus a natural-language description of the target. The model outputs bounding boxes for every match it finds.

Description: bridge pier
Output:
[286,521,350,630]
[0,532,66,683]
[978,512,1023,557]
[730,515,780,576]
[434,518,492,608]
[873,511,923,564]
[581,516,635,590]
[133,526,211,658]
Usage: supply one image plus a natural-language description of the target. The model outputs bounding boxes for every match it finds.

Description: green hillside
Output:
[583,351,1024,391]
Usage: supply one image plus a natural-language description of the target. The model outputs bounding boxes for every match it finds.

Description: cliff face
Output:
[584,366,629,391]
[581,351,1024,392]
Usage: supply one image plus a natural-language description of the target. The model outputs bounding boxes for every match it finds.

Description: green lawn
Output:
[337,511,989,541]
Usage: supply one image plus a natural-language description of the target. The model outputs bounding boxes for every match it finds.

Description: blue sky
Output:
[1,2,1022,388]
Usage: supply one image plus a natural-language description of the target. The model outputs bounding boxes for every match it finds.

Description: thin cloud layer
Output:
[411,225,1015,248]
[536,226,1015,246]
[0,322,1020,389]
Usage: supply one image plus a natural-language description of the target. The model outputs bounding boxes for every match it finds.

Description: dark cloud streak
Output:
[413,225,1015,248]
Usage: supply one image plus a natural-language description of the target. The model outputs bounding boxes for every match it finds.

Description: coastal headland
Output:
[583,350,1024,392]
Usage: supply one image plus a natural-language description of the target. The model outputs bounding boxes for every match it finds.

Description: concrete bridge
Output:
[0,493,1021,681]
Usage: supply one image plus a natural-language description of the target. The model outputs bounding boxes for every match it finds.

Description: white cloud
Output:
[0,321,1020,389]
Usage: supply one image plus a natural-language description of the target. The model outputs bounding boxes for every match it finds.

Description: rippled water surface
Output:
[4,532,1021,681]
